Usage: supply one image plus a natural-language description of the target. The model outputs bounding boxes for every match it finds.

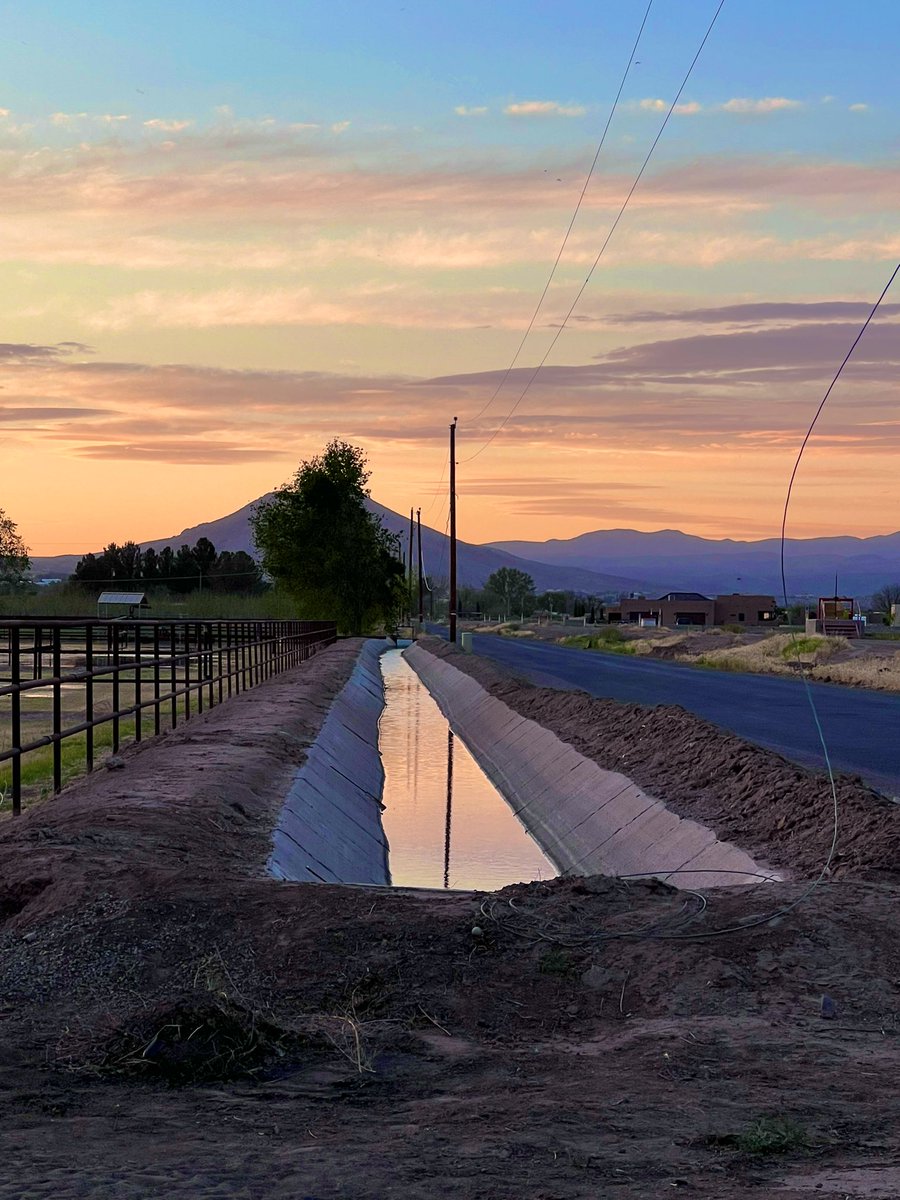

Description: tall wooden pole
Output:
[417,507,424,623]
[407,507,414,624]
[449,417,458,644]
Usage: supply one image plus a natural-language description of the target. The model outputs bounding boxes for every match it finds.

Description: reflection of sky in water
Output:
[379,650,556,890]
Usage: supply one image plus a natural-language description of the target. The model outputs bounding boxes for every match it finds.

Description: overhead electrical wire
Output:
[462,0,727,465]
[482,262,900,943]
[422,0,653,523]
[469,0,654,425]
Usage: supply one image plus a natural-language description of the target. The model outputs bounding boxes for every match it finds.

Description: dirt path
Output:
[2,637,900,1198]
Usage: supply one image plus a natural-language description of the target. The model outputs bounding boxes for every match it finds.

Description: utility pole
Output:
[416,507,424,624]
[407,507,414,624]
[449,416,458,644]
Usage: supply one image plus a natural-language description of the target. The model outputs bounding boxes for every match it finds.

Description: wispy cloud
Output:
[143,118,193,132]
[848,103,869,113]
[721,96,803,114]
[0,341,92,361]
[454,105,488,117]
[504,100,585,118]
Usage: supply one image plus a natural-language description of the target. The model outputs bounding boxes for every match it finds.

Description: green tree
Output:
[0,508,30,591]
[193,536,218,579]
[871,582,900,624]
[158,546,175,582]
[209,550,266,594]
[484,567,535,619]
[142,547,160,584]
[251,440,404,633]
[169,545,199,594]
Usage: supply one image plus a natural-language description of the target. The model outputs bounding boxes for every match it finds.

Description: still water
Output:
[378,649,556,890]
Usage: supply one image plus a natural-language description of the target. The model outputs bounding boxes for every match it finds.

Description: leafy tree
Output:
[169,545,200,594]
[71,541,143,591]
[484,567,535,619]
[536,590,568,615]
[142,547,160,583]
[209,550,266,594]
[871,582,900,624]
[0,508,30,591]
[158,546,175,581]
[251,440,404,633]
[193,536,218,578]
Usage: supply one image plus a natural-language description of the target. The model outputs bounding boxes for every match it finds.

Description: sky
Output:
[2,0,899,556]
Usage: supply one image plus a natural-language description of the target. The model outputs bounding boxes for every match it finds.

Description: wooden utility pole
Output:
[407,507,414,624]
[449,417,458,643]
[416,507,424,623]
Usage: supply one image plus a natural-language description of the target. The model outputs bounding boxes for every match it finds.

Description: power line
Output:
[462,0,726,464]
[470,0,654,425]
[771,259,900,922]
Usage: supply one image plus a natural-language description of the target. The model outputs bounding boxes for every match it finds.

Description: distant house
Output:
[607,591,778,628]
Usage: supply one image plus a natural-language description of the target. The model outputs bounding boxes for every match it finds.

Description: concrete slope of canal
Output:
[431,626,900,798]
[405,641,782,889]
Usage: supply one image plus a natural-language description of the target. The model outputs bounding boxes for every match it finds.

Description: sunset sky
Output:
[2,0,898,556]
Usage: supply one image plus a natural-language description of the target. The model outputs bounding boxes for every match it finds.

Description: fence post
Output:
[52,625,62,794]
[10,627,21,816]
[133,622,142,744]
[85,624,94,774]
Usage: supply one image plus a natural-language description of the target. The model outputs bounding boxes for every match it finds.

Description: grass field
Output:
[0,665,197,814]
[0,585,302,620]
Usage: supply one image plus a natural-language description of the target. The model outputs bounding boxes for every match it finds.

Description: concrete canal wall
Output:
[269,640,390,885]
[405,642,776,888]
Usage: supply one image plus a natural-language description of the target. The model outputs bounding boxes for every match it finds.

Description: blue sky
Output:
[1,1,898,551]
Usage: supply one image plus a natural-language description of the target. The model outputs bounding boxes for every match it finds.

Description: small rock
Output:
[22,931,38,944]
[105,756,126,770]
[821,994,838,1020]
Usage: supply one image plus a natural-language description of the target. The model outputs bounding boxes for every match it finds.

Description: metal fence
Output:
[0,618,336,816]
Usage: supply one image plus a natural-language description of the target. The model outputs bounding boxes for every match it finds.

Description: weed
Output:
[538,949,578,976]
[781,636,826,660]
[710,1116,811,1156]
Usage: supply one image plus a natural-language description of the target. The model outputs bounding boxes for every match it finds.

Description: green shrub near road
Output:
[561,630,637,655]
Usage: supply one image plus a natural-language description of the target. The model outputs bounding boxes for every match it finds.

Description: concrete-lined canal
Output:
[379,649,556,889]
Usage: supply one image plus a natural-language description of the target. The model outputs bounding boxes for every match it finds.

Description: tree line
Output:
[71,537,266,594]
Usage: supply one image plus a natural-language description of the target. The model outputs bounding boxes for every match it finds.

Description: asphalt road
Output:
[430,628,900,798]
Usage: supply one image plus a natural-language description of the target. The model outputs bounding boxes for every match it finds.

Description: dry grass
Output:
[810,656,900,691]
[686,633,842,676]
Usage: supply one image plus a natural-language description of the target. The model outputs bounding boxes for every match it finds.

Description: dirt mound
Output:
[2,636,900,1196]
[418,637,900,880]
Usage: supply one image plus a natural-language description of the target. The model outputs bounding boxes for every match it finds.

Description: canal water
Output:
[378,649,556,890]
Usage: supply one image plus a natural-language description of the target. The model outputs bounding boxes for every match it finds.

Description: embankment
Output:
[407,637,900,881]
[268,639,389,885]
[405,642,772,887]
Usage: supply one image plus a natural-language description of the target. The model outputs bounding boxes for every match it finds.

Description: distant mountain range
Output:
[29,499,900,600]
[28,496,657,597]
[488,528,900,599]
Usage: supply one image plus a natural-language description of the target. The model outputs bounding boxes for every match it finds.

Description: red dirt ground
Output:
[1,638,899,1199]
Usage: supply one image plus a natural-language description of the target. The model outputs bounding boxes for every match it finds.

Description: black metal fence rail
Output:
[0,618,336,816]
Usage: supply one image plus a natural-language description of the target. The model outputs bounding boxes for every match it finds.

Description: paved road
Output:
[430,628,900,797]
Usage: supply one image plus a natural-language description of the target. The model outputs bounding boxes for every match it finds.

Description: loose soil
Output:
[1,637,900,1198]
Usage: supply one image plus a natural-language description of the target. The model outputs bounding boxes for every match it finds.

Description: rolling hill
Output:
[29,496,656,597]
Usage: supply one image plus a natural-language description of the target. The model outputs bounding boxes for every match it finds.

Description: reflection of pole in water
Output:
[443,728,454,888]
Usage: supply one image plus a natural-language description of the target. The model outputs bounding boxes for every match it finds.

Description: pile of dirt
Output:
[418,637,900,881]
[2,636,900,1197]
